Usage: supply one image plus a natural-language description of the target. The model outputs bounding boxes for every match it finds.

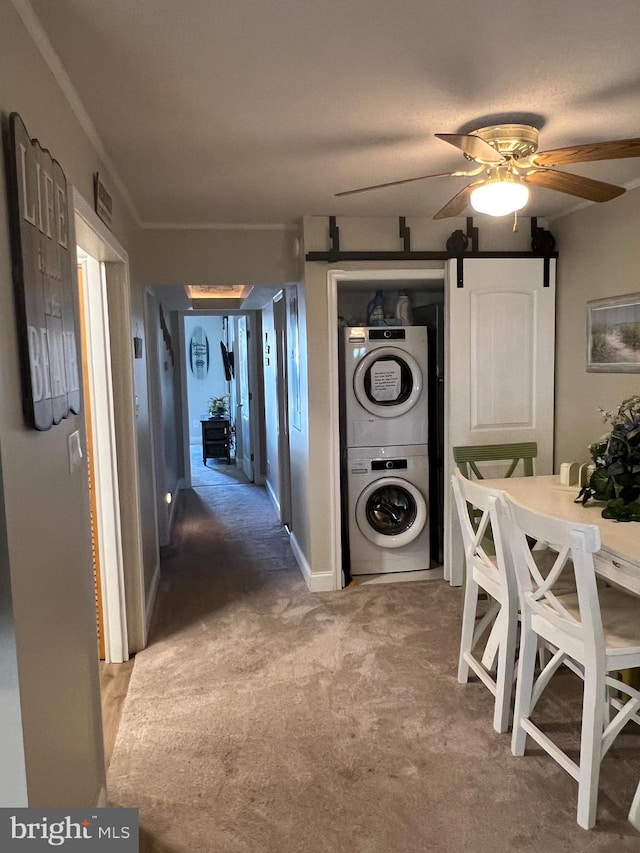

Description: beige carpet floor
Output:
[189,443,249,487]
[108,481,640,852]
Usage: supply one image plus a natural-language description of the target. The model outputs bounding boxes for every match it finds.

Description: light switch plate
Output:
[68,430,83,473]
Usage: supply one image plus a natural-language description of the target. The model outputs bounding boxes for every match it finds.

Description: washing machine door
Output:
[355,477,427,548]
[353,347,423,418]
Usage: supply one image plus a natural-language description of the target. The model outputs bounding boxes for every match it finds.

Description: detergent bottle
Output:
[366,290,385,325]
[395,293,412,325]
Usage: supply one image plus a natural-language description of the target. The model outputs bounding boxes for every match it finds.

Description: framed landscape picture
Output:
[587,292,640,372]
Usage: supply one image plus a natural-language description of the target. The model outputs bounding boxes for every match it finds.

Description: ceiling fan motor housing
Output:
[337,121,639,216]
[471,124,540,162]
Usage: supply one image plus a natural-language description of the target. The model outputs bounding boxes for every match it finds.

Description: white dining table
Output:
[480,474,640,596]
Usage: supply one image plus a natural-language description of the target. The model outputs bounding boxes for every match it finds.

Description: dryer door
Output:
[353,347,423,418]
[355,477,427,548]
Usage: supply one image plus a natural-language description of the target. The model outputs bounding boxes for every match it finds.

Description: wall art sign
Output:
[587,292,640,373]
[94,171,112,229]
[189,326,210,378]
[4,112,81,429]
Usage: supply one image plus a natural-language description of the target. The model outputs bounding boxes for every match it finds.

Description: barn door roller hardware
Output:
[305,216,558,287]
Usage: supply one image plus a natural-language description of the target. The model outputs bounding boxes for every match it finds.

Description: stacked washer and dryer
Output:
[342,326,438,579]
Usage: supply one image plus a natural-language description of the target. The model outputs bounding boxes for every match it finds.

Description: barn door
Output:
[444,257,556,584]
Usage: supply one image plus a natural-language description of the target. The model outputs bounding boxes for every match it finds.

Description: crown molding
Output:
[10,0,143,227]
[10,1,303,235]
[139,221,297,231]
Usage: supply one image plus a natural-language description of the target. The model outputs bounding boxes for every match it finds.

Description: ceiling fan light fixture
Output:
[470,174,530,217]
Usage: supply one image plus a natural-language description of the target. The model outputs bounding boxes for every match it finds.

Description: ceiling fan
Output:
[336,124,640,219]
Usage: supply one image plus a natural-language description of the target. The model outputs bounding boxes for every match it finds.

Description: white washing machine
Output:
[343,326,428,447]
[347,444,432,576]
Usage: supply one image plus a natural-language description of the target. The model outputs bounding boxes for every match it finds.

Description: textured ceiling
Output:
[26,0,640,226]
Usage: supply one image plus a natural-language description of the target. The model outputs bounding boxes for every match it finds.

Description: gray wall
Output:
[553,187,640,466]
[0,1,137,805]
[135,227,300,286]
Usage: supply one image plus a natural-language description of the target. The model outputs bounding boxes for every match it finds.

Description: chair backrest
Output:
[453,442,537,481]
[501,494,603,652]
[451,468,513,602]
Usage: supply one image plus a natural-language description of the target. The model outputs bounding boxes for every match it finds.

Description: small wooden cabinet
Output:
[201,417,231,465]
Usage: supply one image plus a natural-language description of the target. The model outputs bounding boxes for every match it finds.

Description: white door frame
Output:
[236,314,253,481]
[73,187,147,657]
[273,291,292,527]
[77,252,128,663]
[248,311,265,486]
[327,268,446,591]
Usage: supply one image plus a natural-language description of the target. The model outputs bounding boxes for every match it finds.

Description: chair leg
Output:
[576,667,606,830]
[537,642,548,672]
[629,779,640,830]
[511,615,538,756]
[493,607,518,734]
[458,577,480,684]
[481,608,502,672]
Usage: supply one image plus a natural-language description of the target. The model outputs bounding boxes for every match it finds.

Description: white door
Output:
[236,315,253,481]
[444,257,556,584]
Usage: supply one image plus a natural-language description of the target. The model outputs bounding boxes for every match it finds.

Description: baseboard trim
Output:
[96,785,107,807]
[168,477,184,535]
[289,533,337,592]
[265,478,280,516]
[145,561,161,638]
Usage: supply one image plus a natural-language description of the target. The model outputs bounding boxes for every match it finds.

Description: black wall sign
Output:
[4,112,81,430]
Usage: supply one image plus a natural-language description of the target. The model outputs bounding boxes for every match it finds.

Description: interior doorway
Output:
[73,188,147,659]
[76,252,119,662]
[327,269,446,591]
[179,310,265,490]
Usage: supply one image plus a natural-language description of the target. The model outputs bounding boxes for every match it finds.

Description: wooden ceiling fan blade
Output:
[533,138,640,167]
[526,169,625,202]
[435,133,504,164]
[433,182,479,219]
[335,170,458,197]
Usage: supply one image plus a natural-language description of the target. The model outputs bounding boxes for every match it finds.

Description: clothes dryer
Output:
[346,444,434,576]
[343,326,428,447]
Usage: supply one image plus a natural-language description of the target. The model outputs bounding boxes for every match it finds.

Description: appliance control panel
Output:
[369,329,406,340]
[371,459,408,471]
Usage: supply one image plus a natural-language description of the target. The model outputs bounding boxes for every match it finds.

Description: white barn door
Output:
[444,257,556,584]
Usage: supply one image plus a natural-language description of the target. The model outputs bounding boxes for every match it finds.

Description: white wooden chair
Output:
[504,494,640,830]
[451,468,517,733]
[630,784,640,831]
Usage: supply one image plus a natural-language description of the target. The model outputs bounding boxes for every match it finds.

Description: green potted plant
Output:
[207,393,231,418]
[577,395,640,521]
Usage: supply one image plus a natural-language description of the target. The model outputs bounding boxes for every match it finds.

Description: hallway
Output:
[106,466,640,852]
